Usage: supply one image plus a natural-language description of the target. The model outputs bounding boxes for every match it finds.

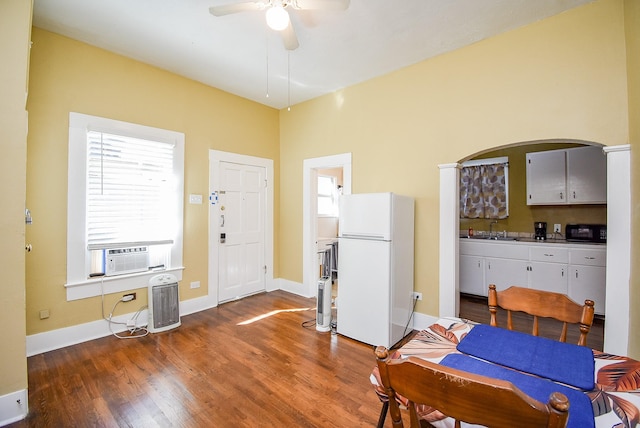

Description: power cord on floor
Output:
[100,278,149,339]
[302,318,317,329]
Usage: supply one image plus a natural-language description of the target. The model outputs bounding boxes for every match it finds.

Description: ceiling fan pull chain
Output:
[266,34,270,98]
[287,50,291,111]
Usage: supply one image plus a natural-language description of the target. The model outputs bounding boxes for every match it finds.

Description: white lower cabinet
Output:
[459,255,485,295]
[568,248,607,315]
[485,257,529,292]
[459,239,605,312]
[529,261,568,294]
[529,246,569,294]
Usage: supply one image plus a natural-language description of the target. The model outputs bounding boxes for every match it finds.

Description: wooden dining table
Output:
[371,317,640,428]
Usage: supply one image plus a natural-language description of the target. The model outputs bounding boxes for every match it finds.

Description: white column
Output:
[603,145,630,355]
[439,163,461,318]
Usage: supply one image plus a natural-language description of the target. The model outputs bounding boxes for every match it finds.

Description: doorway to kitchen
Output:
[439,141,630,355]
[302,153,352,298]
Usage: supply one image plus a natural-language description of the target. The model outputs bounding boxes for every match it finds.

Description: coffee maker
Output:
[534,221,547,241]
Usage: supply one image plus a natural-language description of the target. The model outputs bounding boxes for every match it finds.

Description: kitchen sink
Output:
[462,236,518,241]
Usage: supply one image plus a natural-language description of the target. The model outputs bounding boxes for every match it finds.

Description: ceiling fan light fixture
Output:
[266,5,289,31]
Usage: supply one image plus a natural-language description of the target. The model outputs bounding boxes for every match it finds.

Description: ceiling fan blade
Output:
[281,21,299,50]
[209,1,264,17]
[292,0,349,11]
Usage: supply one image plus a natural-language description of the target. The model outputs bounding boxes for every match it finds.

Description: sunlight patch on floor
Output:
[237,307,314,325]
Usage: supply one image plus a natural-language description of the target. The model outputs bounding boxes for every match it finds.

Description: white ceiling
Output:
[32,0,593,110]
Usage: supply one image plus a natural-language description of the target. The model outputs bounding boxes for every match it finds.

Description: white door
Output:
[218,161,266,302]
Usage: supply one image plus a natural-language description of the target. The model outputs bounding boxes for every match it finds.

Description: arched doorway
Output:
[438,140,630,355]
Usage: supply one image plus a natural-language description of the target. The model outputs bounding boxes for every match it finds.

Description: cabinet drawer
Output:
[459,240,528,259]
[569,248,606,267]
[529,246,569,263]
[459,240,485,256]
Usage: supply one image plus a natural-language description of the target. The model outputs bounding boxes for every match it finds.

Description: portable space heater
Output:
[316,276,332,332]
[148,273,181,333]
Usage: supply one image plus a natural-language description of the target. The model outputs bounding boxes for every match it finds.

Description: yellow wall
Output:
[279,0,629,319]
[0,0,31,398]
[625,0,640,357]
[21,0,636,357]
[25,29,280,334]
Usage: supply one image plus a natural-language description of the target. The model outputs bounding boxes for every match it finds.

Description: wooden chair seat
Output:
[488,284,595,346]
[374,346,569,428]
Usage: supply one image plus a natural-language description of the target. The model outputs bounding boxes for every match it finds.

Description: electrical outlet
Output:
[412,292,423,301]
[190,281,201,289]
[123,292,136,302]
[554,224,562,233]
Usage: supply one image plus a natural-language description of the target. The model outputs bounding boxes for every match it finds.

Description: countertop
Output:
[459,235,606,246]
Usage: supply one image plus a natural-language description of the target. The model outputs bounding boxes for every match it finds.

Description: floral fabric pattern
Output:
[460,163,508,219]
[370,318,640,428]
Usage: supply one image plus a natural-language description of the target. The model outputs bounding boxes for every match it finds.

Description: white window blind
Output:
[86,131,176,248]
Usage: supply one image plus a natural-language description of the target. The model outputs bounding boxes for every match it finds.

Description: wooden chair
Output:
[488,284,595,346]
[374,346,569,428]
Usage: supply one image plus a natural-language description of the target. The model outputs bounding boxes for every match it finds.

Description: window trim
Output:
[66,112,185,301]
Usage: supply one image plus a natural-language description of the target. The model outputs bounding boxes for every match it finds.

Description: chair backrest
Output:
[488,284,595,346]
[374,346,569,428]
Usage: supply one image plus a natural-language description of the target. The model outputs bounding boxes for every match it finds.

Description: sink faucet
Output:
[489,220,498,239]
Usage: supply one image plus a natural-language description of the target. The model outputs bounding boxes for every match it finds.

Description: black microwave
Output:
[565,224,607,243]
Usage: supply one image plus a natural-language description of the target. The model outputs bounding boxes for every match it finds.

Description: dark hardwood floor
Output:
[9,291,604,427]
[458,293,605,351]
[11,291,399,428]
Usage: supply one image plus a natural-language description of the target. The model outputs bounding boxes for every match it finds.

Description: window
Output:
[66,113,184,300]
[317,175,339,217]
[460,157,509,219]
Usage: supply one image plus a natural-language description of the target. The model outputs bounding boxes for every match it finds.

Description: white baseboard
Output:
[26,294,214,357]
[278,278,314,298]
[0,389,28,427]
[25,280,436,357]
[412,311,439,331]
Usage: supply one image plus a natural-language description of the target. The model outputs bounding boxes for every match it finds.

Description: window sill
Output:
[65,267,184,301]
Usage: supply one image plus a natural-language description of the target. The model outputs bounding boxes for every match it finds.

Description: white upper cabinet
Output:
[526,150,566,204]
[566,146,607,203]
[526,146,606,205]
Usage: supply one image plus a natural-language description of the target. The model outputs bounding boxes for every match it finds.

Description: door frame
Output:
[303,153,352,297]
[209,150,274,307]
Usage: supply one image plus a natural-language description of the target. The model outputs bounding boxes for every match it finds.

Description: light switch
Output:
[189,194,203,204]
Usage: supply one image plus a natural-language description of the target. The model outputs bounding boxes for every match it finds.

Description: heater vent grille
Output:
[148,274,181,333]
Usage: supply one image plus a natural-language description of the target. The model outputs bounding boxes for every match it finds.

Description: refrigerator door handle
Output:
[340,233,387,241]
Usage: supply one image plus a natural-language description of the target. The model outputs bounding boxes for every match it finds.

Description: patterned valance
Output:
[460,161,508,219]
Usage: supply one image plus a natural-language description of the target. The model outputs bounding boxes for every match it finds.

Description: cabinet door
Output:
[526,150,567,205]
[485,257,529,292]
[529,261,568,294]
[459,255,485,296]
[569,265,606,315]
[566,146,607,204]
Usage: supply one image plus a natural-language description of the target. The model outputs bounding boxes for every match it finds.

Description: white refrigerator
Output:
[337,192,415,348]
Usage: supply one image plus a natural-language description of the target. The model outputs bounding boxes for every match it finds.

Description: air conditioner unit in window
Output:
[105,246,149,276]
[148,273,181,333]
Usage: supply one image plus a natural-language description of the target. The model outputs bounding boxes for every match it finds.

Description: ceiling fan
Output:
[209,0,350,51]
